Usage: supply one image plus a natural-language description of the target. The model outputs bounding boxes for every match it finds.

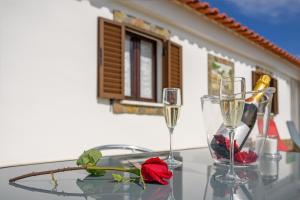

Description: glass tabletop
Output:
[1,148,300,200]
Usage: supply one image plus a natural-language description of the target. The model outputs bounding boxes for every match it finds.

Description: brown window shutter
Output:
[251,71,260,90]
[163,41,182,91]
[98,18,125,99]
[271,78,279,115]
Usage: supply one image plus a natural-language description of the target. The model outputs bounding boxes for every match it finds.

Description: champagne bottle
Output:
[237,75,271,150]
[211,75,271,156]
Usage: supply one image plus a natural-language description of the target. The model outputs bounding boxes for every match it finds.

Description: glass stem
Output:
[169,170,175,198]
[228,128,235,176]
[168,128,174,161]
[230,187,234,200]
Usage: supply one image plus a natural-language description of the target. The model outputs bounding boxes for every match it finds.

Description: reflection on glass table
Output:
[2,148,300,200]
[10,175,173,200]
[7,151,182,200]
[203,152,300,200]
[204,165,259,200]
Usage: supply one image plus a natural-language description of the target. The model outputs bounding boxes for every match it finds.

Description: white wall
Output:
[0,0,298,166]
[291,79,300,132]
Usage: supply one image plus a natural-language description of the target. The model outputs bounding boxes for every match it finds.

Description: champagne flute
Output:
[163,88,182,168]
[217,77,247,185]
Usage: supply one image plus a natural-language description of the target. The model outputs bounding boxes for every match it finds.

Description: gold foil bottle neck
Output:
[251,74,271,103]
[258,75,271,86]
[254,74,271,91]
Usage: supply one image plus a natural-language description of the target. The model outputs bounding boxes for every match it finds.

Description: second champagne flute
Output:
[217,77,247,185]
[163,88,182,168]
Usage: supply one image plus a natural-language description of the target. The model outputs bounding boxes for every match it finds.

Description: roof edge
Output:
[176,0,300,68]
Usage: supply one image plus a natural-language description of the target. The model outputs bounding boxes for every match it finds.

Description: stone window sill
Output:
[113,100,163,115]
[120,100,163,108]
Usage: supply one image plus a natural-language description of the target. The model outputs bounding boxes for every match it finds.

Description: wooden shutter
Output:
[251,71,260,89]
[98,18,124,99]
[271,78,279,114]
[163,41,182,90]
[252,71,278,115]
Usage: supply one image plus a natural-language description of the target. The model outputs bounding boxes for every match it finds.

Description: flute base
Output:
[215,172,248,185]
[166,158,182,169]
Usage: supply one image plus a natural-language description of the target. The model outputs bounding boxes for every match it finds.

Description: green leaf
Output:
[112,174,124,182]
[212,62,220,70]
[76,149,102,167]
[128,168,140,176]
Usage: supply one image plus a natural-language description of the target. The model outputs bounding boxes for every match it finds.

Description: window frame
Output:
[125,30,158,102]
[97,17,183,106]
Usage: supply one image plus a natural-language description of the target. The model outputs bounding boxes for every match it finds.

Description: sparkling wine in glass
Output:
[217,77,247,185]
[220,98,245,128]
[163,88,182,168]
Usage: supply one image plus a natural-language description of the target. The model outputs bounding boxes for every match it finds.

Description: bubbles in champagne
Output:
[220,98,245,128]
[164,105,181,129]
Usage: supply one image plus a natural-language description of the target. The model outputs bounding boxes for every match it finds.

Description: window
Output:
[97,18,182,103]
[252,71,278,115]
[125,32,157,102]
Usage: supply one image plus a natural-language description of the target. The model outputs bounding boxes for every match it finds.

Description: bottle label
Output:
[235,123,251,146]
[216,123,250,146]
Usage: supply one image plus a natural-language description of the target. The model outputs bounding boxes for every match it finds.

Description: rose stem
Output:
[9,166,133,183]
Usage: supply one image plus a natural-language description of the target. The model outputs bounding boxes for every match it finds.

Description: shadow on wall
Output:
[170,31,290,83]
[73,0,116,108]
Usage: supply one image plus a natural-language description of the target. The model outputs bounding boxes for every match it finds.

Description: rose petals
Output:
[211,135,230,159]
[225,137,239,153]
[141,157,173,185]
[211,135,258,164]
[235,151,257,164]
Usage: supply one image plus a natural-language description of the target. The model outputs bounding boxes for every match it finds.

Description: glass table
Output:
[1,148,300,200]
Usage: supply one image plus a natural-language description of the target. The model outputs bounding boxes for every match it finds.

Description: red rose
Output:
[141,157,173,185]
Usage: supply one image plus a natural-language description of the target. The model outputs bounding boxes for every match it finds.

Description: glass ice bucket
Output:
[201,88,275,166]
